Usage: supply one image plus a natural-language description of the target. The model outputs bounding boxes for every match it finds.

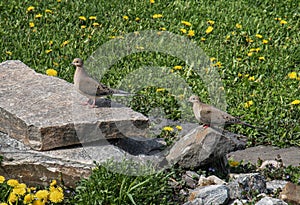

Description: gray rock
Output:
[183,198,203,205]
[189,185,229,205]
[0,131,165,187]
[228,199,247,205]
[228,173,266,199]
[279,182,300,205]
[198,175,226,186]
[255,197,288,205]
[0,60,149,150]
[182,171,199,189]
[166,126,246,170]
[266,180,288,193]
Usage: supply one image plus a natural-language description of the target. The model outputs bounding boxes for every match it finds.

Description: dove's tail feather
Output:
[112,89,135,96]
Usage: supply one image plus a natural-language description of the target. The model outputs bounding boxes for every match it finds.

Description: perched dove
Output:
[189,95,255,128]
[72,58,131,107]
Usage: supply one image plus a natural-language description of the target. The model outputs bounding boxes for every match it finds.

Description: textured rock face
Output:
[280,182,300,205]
[166,126,246,170]
[188,185,229,205]
[0,60,149,150]
[228,173,267,200]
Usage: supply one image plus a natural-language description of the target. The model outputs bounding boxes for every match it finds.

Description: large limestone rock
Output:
[166,126,246,172]
[0,60,148,151]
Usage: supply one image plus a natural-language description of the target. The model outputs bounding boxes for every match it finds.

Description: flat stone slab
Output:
[228,145,300,166]
[0,60,149,150]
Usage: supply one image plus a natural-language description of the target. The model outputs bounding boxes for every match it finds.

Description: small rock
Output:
[189,185,229,205]
[279,182,300,205]
[228,199,248,205]
[255,196,288,205]
[257,160,282,171]
[183,171,200,189]
[198,175,226,186]
[266,180,288,193]
[228,173,266,199]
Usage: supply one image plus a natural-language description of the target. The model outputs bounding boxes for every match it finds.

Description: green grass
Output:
[1,0,299,147]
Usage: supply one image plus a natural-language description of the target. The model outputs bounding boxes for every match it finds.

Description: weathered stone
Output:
[279,182,300,205]
[266,180,288,193]
[228,199,248,205]
[0,60,149,150]
[183,198,203,205]
[0,132,165,187]
[188,185,229,205]
[198,175,226,186]
[182,171,200,189]
[228,173,266,199]
[166,126,246,170]
[255,197,288,205]
[228,145,300,167]
[257,160,282,170]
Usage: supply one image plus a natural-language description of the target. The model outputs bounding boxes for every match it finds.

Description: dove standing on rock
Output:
[72,58,131,108]
[189,95,256,128]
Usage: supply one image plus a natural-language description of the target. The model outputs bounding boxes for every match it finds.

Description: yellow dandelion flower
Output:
[244,100,254,108]
[159,27,166,31]
[156,88,165,92]
[297,77,300,81]
[173,65,183,70]
[152,14,163,19]
[176,125,182,131]
[258,56,265,61]
[246,37,253,43]
[229,160,240,167]
[262,39,268,44]
[35,190,49,200]
[0,176,5,183]
[46,69,58,77]
[150,0,155,3]
[0,203,8,205]
[237,58,242,61]
[7,179,19,187]
[24,194,34,204]
[238,73,243,77]
[79,16,86,21]
[32,200,45,205]
[45,9,53,13]
[89,16,97,20]
[210,57,216,62]
[187,30,195,37]
[93,22,100,27]
[226,35,230,40]
[35,14,42,18]
[181,20,192,27]
[49,40,53,46]
[81,25,86,29]
[123,15,129,20]
[8,193,18,204]
[29,22,35,28]
[255,34,263,38]
[205,26,213,34]
[274,17,282,21]
[61,40,69,47]
[231,31,236,35]
[135,17,140,22]
[214,61,222,68]
[45,49,52,54]
[50,180,57,186]
[288,72,297,79]
[244,74,249,77]
[201,37,206,41]
[248,76,255,81]
[163,126,174,132]
[207,20,215,25]
[5,51,12,55]
[49,190,64,203]
[256,48,261,52]
[57,0,61,2]
[27,6,34,12]
[280,20,287,25]
[291,100,300,105]
[180,28,187,34]
[236,23,242,29]
[13,183,27,196]
[247,52,253,57]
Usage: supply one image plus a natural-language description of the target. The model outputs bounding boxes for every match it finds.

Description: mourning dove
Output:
[189,95,255,128]
[72,58,131,107]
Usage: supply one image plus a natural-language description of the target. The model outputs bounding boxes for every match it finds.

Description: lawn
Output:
[1,0,299,147]
[0,0,299,202]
